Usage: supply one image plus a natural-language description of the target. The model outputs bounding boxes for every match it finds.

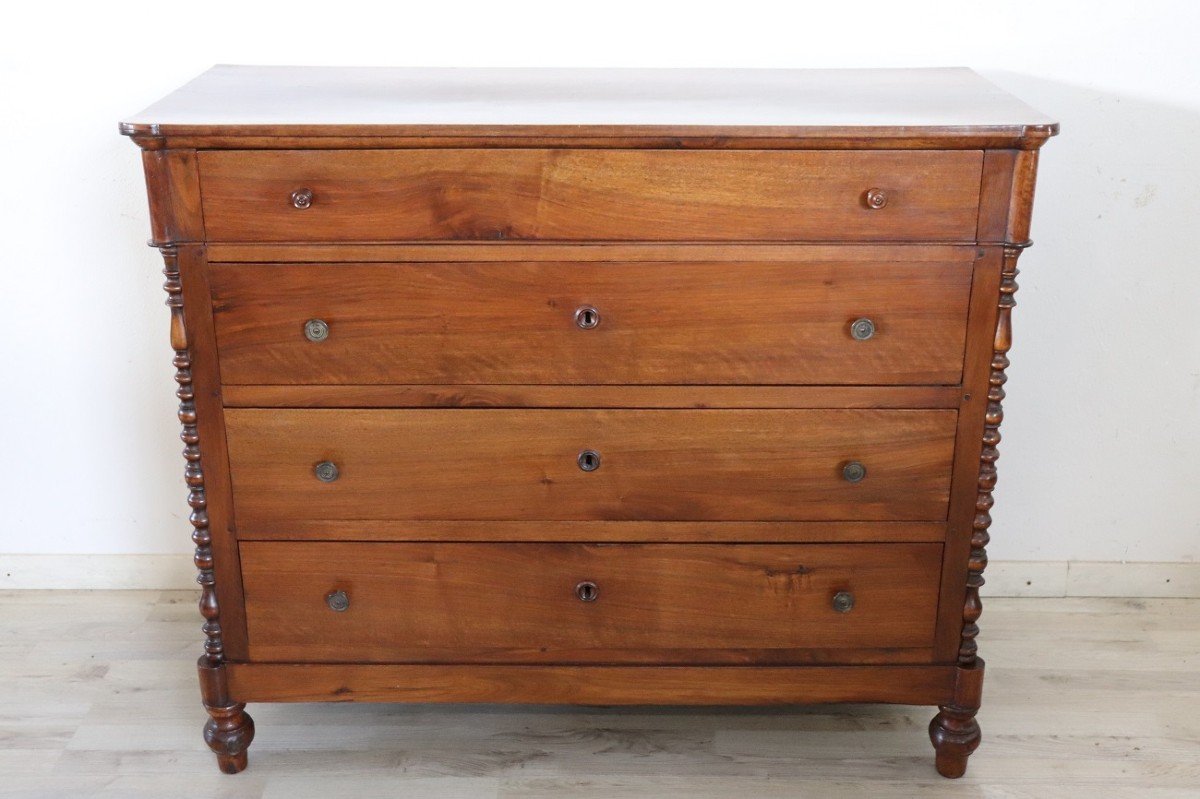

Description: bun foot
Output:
[929,660,984,778]
[198,656,255,774]
[929,712,979,778]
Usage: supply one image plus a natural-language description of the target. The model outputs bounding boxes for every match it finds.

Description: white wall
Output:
[2,1,1198,574]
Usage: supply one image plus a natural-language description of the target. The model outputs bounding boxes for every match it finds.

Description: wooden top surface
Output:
[120,66,1056,144]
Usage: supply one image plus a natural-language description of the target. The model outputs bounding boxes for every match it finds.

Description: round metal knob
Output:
[577,450,601,472]
[574,306,601,330]
[304,318,330,342]
[326,590,350,612]
[849,318,876,341]
[575,581,599,602]
[864,188,888,209]
[832,591,855,613]
[314,460,340,483]
[842,461,866,483]
[291,188,314,209]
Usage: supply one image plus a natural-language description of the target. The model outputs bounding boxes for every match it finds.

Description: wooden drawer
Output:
[197,149,983,242]
[225,409,956,524]
[240,541,943,663]
[210,258,973,386]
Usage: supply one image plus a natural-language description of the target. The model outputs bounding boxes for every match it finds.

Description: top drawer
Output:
[197,149,983,242]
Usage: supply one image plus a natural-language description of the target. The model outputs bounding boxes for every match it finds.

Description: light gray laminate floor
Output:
[2,591,1197,798]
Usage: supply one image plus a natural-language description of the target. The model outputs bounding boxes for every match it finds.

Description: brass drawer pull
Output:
[849,317,876,341]
[303,318,330,342]
[291,188,314,209]
[832,591,855,613]
[864,188,888,209]
[314,460,340,483]
[842,461,866,483]
[574,305,601,329]
[575,581,599,602]
[577,450,601,472]
[326,590,350,612]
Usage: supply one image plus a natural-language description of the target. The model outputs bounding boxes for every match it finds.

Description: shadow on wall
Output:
[985,72,1200,562]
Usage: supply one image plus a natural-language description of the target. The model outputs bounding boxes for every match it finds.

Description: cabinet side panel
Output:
[934,249,1001,660]
[178,244,247,658]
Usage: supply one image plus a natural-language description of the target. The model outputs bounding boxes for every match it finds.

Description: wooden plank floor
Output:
[2,591,1198,798]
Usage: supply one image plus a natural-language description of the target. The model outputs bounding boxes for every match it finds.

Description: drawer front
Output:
[240,541,943,663]
[197,149,983,242]
[225,409,956,523]
[211,259,972,386]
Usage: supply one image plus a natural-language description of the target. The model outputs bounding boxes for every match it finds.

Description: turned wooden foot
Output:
[198,657,255,774]
[929,660,984,778]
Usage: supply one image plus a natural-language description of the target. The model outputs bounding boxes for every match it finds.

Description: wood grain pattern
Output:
[210,259,972,386]
[220,384,963,410]
[205,242,978,263]
[121,67,1056,778]
[140,150,204,244]
[235,520,947,543]
[197,149,984,242]
[225,661,956,706]
[224,409,958,523]
[241,541,942,663]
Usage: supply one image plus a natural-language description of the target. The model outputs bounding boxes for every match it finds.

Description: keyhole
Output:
[577,450,601,472]
[574,306,600,329]
[575,581,599,602]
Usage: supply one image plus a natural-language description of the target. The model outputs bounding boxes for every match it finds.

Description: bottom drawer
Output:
[240,541,942,664]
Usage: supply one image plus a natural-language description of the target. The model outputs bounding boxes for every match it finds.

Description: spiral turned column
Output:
[161,245,254,773]
[929,243,1024,778]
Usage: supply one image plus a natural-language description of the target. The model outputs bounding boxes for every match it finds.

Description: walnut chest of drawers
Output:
[121,66,1056,778]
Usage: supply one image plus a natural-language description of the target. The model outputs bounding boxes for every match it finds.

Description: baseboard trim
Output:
[983,560,1200,598]
[0,554,197,590]
[2,554,1198,596]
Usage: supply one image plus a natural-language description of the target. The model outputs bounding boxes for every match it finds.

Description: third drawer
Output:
[225,408,957,525]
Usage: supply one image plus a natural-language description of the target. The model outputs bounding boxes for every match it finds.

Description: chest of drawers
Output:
[121,66,1056,778]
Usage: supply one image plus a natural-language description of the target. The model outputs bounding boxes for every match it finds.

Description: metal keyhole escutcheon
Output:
[575,581,599,602]
[575,306,600,329]
[577,450,601,472]
[842,461,866,483]
[314,460,340,482]
[832,591,855,613]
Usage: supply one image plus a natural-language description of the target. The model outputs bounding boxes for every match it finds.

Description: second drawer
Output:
[210,258,973,386]
[225,408,957,524]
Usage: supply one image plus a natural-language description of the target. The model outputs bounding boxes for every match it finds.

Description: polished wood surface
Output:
[240,542,942,663]
[205,242,981,262]
[198,149,983,242]
[210,259,973,385]
[224,409,957,523]
[123,67,1055,777]
[236,520,948,544]
[120,66,1057,145]
[228,662,953,705]
[220,384,963,410]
